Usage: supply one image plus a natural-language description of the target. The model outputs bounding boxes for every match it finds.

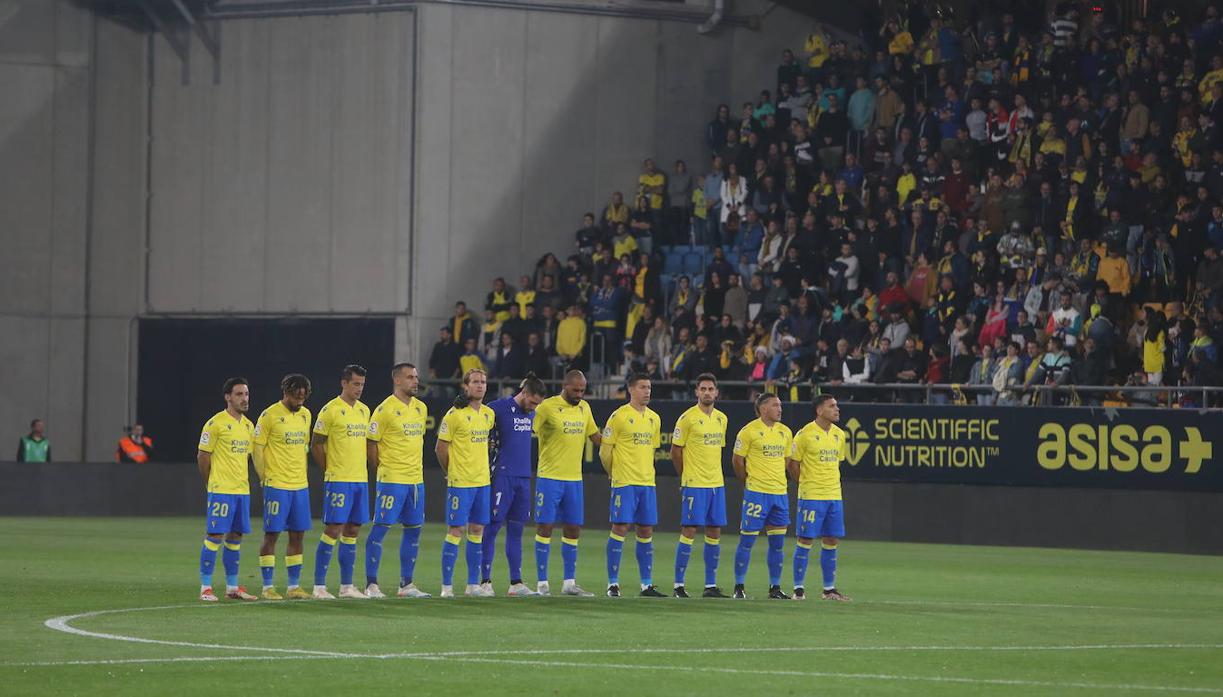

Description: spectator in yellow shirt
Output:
[556,305,588,367]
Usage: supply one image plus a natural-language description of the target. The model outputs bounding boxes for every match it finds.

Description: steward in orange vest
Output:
[116,424,154,463]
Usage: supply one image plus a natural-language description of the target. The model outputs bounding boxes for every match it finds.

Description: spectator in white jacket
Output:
[757,221,784,275]
[720,164,748,225]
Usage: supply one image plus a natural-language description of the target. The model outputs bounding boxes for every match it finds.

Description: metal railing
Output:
[422,377,1223,408]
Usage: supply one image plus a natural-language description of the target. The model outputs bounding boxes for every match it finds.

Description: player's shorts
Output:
[739,489,790,532]
[446,485,491,527]
[491,474,532,524]
[797,499,846,539]
[373,482,426,527]
[322,481,370,525]
[609,485,657,526]
[262,486,311,533]
[534,477,584,526]
[680,486,727,528]
[205,493,251,535]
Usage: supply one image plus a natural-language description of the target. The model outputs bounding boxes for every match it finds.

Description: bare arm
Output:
[786,457,800,482]
[671,444,685,478]
[311,433,328,475]
[435,439,450,476]
[252,443,267,483]
[197,450,212,484]
[367,441,380,480]
[732,453,747,483]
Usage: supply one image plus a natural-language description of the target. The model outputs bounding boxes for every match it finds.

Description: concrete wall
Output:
[0,0,817,458]
[0,1,146,461]
[407,0,817,358]
[146,12,415,314]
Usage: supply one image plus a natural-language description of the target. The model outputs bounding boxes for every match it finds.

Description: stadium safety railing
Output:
[424,378,1223,408]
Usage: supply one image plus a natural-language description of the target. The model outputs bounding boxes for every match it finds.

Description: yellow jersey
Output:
[790,422,847,500]
[733,418,792,495]
[312,396,370,483]
[639,172,665,209]
[534,395,599,481]
[672,405,727,488]
[368,394,428,485]
[253,401,312,490]
[602,404,661,487]
[437,403,495,487]
[198,410,255,495]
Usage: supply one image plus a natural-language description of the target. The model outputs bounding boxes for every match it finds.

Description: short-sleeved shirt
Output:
[639,172,665,209]
[437,404,495,487]
[199,410,255,494]
[790,422,847,500]
[488,397,535,478]
[602,404,661,487]
[368,394,427,485]
[672,405,727,488]
[733,418,793,495]
[534,395,599,481]
[253,401,312,490]
[312,396,370,483]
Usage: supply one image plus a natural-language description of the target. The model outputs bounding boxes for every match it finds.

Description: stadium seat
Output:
[671,245,692,256]
[663,251,683,275]
[682,252,704,276]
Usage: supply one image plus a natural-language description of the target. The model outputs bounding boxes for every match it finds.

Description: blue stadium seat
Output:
[663,251,683,275]
[671,245,692,256]
[682,252,704,276]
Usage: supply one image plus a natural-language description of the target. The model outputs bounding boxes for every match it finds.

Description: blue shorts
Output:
[739,489,790,532]
[797,499,846,539]
[534,478,584,526]
[610,485,658,526]
[491,474,532,524]
[373,482,426,527]
[680,486,727,528]
[323,482,370,525]
[447,485,491,527]
[263,487,311,533]
[205,493,251,535]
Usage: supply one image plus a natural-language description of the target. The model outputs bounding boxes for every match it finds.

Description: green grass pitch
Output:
[2,517,1221,696]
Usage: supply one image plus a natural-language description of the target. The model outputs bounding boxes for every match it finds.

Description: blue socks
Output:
[259,554,275,587]
[199,538,220,586]
[506,521,524,582]
[365,524,390,585]
[441,534,460,586]
[286,553,303,588]
[399,525,421,587]
[674,535,694,585]
[606,532,625,585]
[766,531,785,587]
[535,534,552,582]
[820,543,838,589]
[222,540,241,587]
[561,536,579,581]
[733,531,758,585]
[338,535,357,586]
[793,540,813,588]
[465,532,483,585]
[480,519,502,582]
[635,536,654,587]
[703,536,721,587]
[480,521,524,584]
[314,534,336,586]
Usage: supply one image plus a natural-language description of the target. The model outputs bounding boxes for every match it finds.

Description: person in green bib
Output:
[16,419,50,462]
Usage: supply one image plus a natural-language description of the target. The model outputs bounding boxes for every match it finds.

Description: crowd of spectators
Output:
[431,0,1223,406]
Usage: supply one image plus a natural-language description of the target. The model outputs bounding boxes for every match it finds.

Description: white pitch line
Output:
[411,655,1223,694]
[9,653,1223,694]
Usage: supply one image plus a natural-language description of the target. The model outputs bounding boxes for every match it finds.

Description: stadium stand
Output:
[435,1,1223,407]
